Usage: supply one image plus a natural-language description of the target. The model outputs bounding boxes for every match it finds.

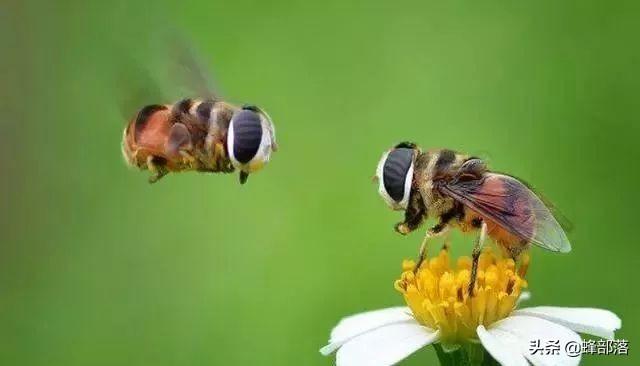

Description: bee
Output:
[374,142,571,293]
[119,37,277,185]
[122,98,277,184]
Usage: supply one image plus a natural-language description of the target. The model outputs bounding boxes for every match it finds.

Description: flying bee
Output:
[119,37,277,184]
[374,142,571,294]
[122,98,277,184]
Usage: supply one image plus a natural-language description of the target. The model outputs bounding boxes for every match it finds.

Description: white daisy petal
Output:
[320,307,414,355]
[487,315,582,366]
[477,325,529,366]
[514,306,621,340]
[336,322,440,366]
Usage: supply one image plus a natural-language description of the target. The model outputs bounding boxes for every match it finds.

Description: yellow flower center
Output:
[394,248,529,344]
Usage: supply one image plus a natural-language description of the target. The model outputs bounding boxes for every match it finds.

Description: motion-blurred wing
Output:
[439,173,571,253]
[110,32,221,120]
[169,34,220,100]
[112,52,168,120]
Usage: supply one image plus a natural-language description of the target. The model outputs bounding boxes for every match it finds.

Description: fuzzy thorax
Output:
[394,248,528,345]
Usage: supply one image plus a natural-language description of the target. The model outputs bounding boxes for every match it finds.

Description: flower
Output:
[320,248,621,366]
[395,248,529,345]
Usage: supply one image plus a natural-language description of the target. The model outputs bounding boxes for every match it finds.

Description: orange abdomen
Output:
[461,207,527,258]
[123,105,176,168]
[484,219,526,254]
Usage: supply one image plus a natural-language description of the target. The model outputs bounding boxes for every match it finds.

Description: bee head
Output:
[374,142,419,210]
[227,105,277,184]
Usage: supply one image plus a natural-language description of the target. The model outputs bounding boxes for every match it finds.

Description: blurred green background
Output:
[2,1,639,365]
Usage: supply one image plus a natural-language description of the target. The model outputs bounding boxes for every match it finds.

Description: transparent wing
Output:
[439,173,571,253]
[168,33,220,100]
[112,52,168,120]
[109,31,221,121]
[496,171,574,233]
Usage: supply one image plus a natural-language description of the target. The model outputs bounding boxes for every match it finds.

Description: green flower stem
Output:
[433,343,500,366]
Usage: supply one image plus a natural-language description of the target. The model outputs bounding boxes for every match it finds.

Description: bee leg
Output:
[212,142,234,173]
[395,191,426,235]
[414,224,449,272]
[506,245,530,278]
[517,250,530,278]
[179,151,197,168]
[211,143,224,171]
[468,221,488,296]
[225,162,235,173]
[147,156,168,184]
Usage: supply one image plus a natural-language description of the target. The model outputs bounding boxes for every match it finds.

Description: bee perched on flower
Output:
[320,248,621,366]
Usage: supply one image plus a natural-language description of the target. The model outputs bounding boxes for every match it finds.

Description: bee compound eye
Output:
[228,109,271,172]
[229,109,262,164]
[382,148,414,205]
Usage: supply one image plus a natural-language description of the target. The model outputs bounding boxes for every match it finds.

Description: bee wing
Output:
[112,51,169,120]
[110,31,221,121]
[168,34,220,100]
[438,173,571,253]
[498,173,574,233]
